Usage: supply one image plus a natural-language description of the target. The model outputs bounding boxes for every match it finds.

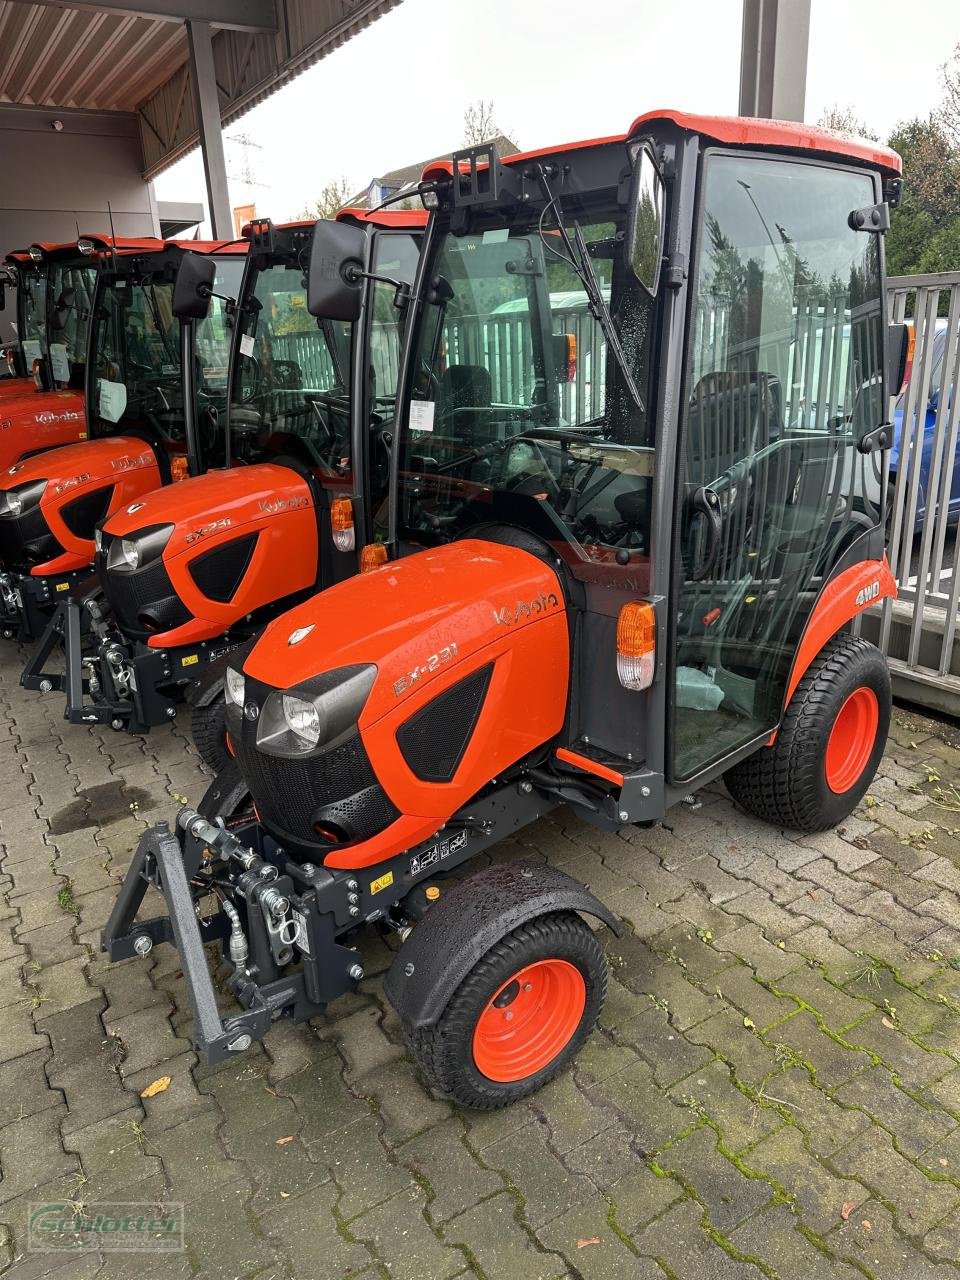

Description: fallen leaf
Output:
[862,1221,872,1231]
[280,1191,290,1198]
[841,1200,857,1221]
[743,1017,756,1029]
[881,1016,896,1029]
[140,1075,171,1098]
[807,890,817,900]
[275,1135,295,1146]
[939,1158,949,1167]
[264,1086,278,1097]
[577,1238,601,1248]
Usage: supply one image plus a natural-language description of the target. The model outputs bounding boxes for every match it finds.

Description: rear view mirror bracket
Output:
[451,145,503,208]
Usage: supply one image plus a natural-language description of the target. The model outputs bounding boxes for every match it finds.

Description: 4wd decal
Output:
[393,642,458,697]
[493,591,560,627]
[855,580,880,607]
[409,829,468,877]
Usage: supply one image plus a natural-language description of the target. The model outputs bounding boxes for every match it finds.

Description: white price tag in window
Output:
[49,344,70,383]
[409,400,435,433]
[98,378,127,424]
[240,334,255,358]
[482,228,510,244]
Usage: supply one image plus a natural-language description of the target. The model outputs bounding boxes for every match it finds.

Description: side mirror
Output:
[887,321,909,400]
[173,253,216,320]
[307,219,366,321]
[626,143,665,295]
[50,287,76,333]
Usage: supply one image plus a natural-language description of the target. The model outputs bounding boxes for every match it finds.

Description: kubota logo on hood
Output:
[260,495,308,515]
[36,410,83,426]
[493,592,560,626]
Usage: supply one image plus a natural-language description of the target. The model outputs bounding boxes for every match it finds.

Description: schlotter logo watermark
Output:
[28,1201,185,1252]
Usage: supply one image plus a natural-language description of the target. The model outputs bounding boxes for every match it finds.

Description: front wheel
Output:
[405,910,606,1109]
[724,634,891,832]
[191,699,230,774]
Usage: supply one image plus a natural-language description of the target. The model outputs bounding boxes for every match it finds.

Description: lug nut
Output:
[38,679,53,693]
[349,963,364,981]
[619,810,629,822]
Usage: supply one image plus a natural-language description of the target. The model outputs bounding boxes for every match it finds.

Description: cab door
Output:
[671,153,886,782]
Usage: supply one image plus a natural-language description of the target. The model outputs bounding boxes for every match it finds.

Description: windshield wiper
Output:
[570,222,645,416]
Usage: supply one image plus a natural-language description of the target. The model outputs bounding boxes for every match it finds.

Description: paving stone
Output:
[657,1123,772,1230]
[766,1011,873,1091]
[539,1197,663,1280]
[714,923,807,982]
[683,1008,785,1086]
[529,1070,610,1154]
[0,1049,59,1129]
[745,1124,867,1234]
[0,1107,78,1204]
[667,1058,783,1154]
[349,1056,451,1144]
[841,1012,956,1089]
[16,918,84,969]
[828,1199,959,1280]
[632,1197,761,1278]
[398,1117,500,1223]
[30,957,95,1020]
[617,1004,715,1087]
[353,1184,463,1280]
[485,1121,598,1229]
[730,1201,863,1279]
[708,962,796,1031]
[831,1127,960,1236]
[445,1190,567,1280]
[761,1064,872,1157]
[563,1124,644,1189]
[833,1065,957,1158]
[182,1176,281,1276]
[0,1003,49,1065]
[768,967,873,1031]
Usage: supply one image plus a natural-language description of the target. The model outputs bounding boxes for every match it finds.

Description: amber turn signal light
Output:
[616,601,655,691]
[170,455,189,482]
[359,542,388,573]
[331,496,355,552]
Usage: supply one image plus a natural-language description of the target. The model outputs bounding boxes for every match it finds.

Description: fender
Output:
[783,555,896,710]
[0,391,86,470]
[383,861,621,1030]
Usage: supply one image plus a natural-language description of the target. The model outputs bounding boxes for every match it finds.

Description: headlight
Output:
[254,664,376,758]
[0,479,46,518]
[225,667,245,708]
[282,694,321,748]
[105,523,173,573]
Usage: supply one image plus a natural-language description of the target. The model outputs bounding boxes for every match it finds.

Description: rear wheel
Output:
[192,699,230,774]
[406,910,606,1109]
[724,634,890,832]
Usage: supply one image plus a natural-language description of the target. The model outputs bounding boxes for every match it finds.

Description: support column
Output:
[739,0,811,122]
[186,19,231,238]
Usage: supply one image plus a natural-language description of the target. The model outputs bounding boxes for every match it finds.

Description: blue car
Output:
[890,320,957,530]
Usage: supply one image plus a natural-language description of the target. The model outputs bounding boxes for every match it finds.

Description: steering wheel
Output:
[499,436,563,503]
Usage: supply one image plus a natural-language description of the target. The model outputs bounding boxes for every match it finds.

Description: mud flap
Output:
[101,821,272,1064]
[383,861,622,1030]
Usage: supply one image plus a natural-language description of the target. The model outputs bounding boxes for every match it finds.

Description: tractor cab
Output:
[0,246,46,386]
[0,238,246,639]
[103,113,905,1104]
[24,211,425,756]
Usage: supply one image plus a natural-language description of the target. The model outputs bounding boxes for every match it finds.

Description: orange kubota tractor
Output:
[103,111,906,1107]
[0,238,246,640]
[23,211,424,762]
[0,238,107,428]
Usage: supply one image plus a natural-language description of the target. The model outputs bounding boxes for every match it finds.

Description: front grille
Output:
[61,486,112,538]
[0,506,62,567]
[97,536,190,639]
[396,663,492,782]
[234,727,400,849]
[188,533,257,603]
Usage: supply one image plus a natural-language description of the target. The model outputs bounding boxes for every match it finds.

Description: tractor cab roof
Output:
[420,107,902,189]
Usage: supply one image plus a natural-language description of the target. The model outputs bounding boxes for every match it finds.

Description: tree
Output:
[463,99,515,148]
[816,106,879,142]
[297,176,355,220]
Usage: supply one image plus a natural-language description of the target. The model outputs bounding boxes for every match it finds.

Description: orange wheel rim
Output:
[471,959,586,1083]
[824,686,879,795]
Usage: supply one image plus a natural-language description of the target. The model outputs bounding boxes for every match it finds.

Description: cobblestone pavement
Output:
[2,638,960,1280]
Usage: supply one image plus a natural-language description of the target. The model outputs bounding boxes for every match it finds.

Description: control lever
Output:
[689,487,722,582]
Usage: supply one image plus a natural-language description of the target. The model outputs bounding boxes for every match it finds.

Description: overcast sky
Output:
[153,0,960,226]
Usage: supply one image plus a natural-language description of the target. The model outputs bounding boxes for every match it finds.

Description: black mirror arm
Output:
[342,266,411,309]
[196,285,238,315]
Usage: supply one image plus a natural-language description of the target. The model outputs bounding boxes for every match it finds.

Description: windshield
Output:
[396,206,658,566]
[230,231,421,481]
[19,267,47,363]
[93,257,245,458]
[47,262,96,388]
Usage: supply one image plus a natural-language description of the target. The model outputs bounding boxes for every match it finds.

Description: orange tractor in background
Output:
[22,210,425,764]
[103,111,906,1107]
[0,238,247,640]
